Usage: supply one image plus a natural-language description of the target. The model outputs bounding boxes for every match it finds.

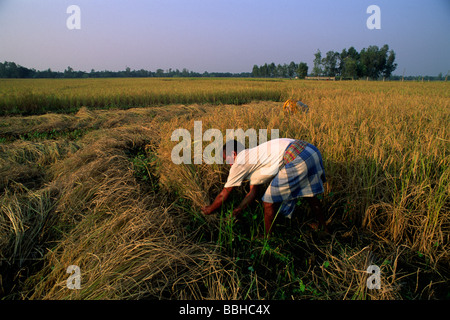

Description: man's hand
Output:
[201,205,214,215]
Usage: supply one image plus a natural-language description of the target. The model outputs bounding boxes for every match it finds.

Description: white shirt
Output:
[224,138,294,188]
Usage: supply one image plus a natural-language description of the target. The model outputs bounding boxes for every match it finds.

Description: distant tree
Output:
[275,64,282,77]
[341,57,358,79]
[181,68,189,77]
[322,50,340,77]
[312,49,323,76]
[260,64,268,77]
[338,47,358,75]
[5,62,19,77]
[156,69,164,77]
[344,46,359,61]
[383,47,397,78]
[252,65,260,77]
[277,64,288,78]
[287,61,297,78]
[296,62,308,79]
[360,46,381,79]
[338,48,348,74]
[0,61,33,78]
[359,44,397,79]
[268,63,276,77]
[64,66,74,78]
[135,69,149,77]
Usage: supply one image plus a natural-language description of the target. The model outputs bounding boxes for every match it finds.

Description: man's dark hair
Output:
[222,139,244,158]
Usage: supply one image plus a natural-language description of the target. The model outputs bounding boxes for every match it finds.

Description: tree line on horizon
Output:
[0,62,252,79]
[0,44,447,80]
[252,44,398,80]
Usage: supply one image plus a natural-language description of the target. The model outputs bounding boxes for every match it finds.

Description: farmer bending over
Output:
[201,138,328,235]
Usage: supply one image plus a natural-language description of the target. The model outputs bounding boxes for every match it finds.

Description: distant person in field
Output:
[201,138,328,235]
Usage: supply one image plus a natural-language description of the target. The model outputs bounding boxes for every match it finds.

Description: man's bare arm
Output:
[232,184,259,217]
[201,187,233,215]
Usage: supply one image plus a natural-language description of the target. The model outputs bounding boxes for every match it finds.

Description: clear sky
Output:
[0,0,449,76]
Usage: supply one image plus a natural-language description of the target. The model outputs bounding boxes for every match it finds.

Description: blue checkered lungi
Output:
[261,143,326,218]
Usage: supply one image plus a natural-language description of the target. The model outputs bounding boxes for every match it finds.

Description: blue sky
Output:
[0,0,449,76]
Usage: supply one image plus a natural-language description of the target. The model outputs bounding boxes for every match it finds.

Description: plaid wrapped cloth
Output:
[262,141,326,218]
[283,140,308,165]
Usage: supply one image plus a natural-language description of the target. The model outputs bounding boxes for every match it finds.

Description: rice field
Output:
[0,78,285,116]
[0,78,449,300]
